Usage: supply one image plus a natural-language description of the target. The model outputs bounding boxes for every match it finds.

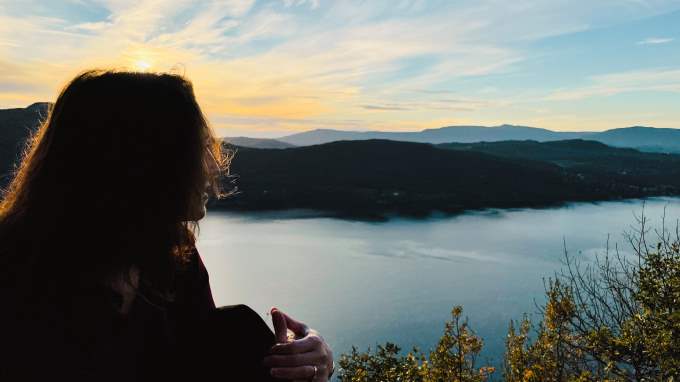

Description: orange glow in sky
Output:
[1,1,679,137]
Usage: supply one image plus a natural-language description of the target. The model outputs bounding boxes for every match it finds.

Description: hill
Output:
[0,103,50,185]
[216,139,678,219]
[223,136,295,149]
[590,126,680,153]
[439,139,680,191]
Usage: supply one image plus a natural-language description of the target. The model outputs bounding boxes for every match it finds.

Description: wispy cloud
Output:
[359,98,499,113]
[362,104,410,111]
[282,0,319,9]
[546,68,680,101]
[637,37,674,45]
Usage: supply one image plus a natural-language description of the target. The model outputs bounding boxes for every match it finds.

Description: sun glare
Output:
[133,59,152,71]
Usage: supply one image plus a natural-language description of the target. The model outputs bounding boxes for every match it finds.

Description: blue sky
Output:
[1,0,679,137]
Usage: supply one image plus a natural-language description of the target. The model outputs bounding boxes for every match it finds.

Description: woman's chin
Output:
[197,206,207,220]
[185,206,207,221]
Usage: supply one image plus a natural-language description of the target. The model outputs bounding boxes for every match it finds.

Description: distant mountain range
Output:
[278,125,583,145]
[277,125,680,153]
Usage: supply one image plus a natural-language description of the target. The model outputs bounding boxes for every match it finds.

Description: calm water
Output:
[196,197,680,370]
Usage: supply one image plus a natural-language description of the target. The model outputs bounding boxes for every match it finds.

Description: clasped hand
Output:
[262,308,334,381]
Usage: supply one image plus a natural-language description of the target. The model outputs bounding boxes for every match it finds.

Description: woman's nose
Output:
[206,149,220,175]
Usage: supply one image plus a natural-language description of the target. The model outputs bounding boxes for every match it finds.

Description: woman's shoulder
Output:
[171,246,216,313]
[175,246,210,281]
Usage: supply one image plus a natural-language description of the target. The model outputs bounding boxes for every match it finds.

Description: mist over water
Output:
[196,197,680,368]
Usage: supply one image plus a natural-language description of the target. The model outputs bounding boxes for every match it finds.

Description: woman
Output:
[0,70,333,381]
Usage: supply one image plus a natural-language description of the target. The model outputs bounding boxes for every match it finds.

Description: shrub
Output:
[340,211,680,382]
[338,306,495,382]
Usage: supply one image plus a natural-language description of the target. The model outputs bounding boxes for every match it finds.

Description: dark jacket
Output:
[1,248,278,381]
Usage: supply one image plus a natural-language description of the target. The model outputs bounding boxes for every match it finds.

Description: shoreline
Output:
[207,194,680,222]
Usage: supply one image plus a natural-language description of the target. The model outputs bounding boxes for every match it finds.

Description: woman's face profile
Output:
[188,146,220,221]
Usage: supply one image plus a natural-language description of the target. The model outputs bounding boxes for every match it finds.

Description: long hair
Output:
[0,70,228,299]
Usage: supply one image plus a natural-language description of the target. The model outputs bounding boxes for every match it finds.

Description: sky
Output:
[1,0,680,137]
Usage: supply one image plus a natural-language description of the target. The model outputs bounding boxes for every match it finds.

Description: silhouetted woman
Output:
[0,70,333,381]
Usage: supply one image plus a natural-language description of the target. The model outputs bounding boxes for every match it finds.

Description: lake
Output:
[196,197,680,373]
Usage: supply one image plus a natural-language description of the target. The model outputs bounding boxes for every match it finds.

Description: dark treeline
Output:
[439,140,680,190]
[217,139,680,219]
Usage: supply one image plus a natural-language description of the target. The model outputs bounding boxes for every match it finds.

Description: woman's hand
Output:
[263,308,334,381]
